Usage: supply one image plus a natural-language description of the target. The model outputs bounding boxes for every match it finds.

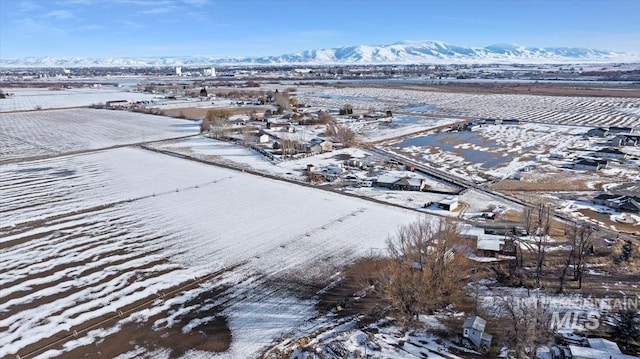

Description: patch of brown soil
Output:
[42,285,233,359]
[162,106,267,119]
[343,82,640,98]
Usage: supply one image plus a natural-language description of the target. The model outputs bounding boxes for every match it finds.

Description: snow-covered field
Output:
[0,147,421,358]
[345,115,460,143]
[305,88,640,128]
[0,87,158,112]
[0,108,199,162]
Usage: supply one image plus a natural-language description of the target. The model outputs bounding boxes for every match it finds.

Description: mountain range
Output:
[2,41,639,67]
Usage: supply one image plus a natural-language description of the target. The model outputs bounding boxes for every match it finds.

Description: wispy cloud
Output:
[140,7,173,14]
[82,24,104,30]
[17,1,42,12]
[55,0,96,5]
[119,20,144,29]
[11,17,67,37]
[113,0,174,6]
[186,11,209,21]
[181,0,209,6]
[41,10,74,20]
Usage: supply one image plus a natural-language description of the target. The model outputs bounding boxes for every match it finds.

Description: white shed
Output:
[259,134,270,143]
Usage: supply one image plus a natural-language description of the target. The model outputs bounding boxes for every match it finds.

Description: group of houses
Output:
[586,126,640,147]
[570,145,634,171]
[257,133,334,157]
[594,193,640,213]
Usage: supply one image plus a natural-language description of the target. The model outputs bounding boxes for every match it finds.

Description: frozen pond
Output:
[400,104,436,113]
[396,131,513,168]
[389,115,426,126]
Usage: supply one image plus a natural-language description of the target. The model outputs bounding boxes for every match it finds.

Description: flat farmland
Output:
[0,88,158,112]
[306,87,640,128]
[0,108,199,163]
[0,147,419,358]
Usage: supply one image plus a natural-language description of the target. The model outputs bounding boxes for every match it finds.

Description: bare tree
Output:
[334,125,357,146]
[497,293,553,358]
[558,240,575,294]
[571,221,595,289]
[558,220,595,292]
[206,108,232,127]
[317,110,334,124]
[274,90,290,113]
[200,117,211,133]
[205,109,232,138]
[382,218,470,321]
[241,126,255,146]
[524,203,551,288]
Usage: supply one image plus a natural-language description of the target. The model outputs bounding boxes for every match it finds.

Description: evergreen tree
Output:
[610,309,640,345]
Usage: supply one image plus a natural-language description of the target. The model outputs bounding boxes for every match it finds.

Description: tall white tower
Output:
[175,66,182,76]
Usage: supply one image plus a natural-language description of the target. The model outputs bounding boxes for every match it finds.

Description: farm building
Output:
[593,194,640,213]
[586,127,609,137]
[259,134,270,143]
[375,174,400,188]
[393,177,425,191]
[593,193,622,206]
[574,158,608,171]
[609,126,634,134]
[374,175,426,191]
[475,235,516,257]
[105,100,129,109]
[438,196,459,211]
[594,148,626,160]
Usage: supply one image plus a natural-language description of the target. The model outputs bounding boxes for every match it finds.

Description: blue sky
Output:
[1,0,639,58]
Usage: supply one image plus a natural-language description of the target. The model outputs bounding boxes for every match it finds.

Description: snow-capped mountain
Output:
[2,41,638,67]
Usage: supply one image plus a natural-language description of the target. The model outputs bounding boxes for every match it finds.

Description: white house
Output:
[259,134,270,143]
